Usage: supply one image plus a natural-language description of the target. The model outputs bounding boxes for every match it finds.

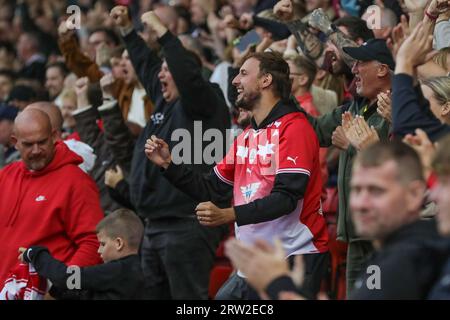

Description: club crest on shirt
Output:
[240,182,261,203]
[151,112,164,125]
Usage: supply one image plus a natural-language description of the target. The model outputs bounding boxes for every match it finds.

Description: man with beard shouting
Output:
[145,51,329,300]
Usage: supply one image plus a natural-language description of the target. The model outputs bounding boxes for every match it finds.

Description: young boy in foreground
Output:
[19,209,145,300]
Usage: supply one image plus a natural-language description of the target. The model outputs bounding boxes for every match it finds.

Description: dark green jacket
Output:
[296,96,390,242]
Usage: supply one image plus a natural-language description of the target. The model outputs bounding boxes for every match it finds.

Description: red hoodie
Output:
[0,141,103,285]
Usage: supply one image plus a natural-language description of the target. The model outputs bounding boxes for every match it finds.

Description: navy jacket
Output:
[392,73,450,142]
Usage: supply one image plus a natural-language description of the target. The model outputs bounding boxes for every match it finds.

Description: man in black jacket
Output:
[145,51,329,300]
[347,141,447,299]
[109,6,230,299]
[19,209,145,300]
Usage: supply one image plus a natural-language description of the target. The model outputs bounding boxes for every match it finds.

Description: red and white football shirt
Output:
[214,112,328,257]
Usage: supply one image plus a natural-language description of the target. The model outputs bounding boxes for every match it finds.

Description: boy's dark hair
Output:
[89,27,121,46]
[46,62,69,78]
[355,140,424,184]
[334,16,375,42]
[246,51,292,100]
[96,209,144,250]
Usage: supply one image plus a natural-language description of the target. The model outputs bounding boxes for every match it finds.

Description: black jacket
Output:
[23,246,145,300]
[265,219,448,300]
[349,219,448,300]
[428,257,450,299]
[73,106,131,213]
[122,30,230,220]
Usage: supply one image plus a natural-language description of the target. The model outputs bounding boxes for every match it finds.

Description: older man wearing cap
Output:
[0,104,19,168]
[295,38,393,294]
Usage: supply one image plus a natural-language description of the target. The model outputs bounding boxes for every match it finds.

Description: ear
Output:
[405,180,427,213]
[115,237,125,251]
[51,129,58,143]
[260,73,273,89]
[441,102,450,117]
[10,135,17,149]
[377,64,389,77]
[298,74,309,87]
[381,27,392,40]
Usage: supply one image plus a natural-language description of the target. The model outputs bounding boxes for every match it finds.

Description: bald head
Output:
[13,108,56,171]
[26,101,63,137]
[14,108,52,136]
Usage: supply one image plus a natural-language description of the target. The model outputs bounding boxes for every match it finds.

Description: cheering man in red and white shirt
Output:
[145,51,329,300]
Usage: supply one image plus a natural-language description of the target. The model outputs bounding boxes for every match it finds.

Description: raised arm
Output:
[393,22,450,141]
[98,74,136,173]
[72,77,103,148]
[57,22,104,83]
[274,3,357,66]
[392,74,450,141]
[140,11,226,118]
[111,6,163,103]
[308,8,358,68]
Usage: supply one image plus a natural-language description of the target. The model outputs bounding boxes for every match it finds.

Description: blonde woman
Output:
[421,76,450,124]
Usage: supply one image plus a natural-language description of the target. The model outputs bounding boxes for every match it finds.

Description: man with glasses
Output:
[286,54,329,201]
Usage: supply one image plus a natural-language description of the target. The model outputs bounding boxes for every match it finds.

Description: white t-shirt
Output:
[127,87,147,128]
[210,61,232,109]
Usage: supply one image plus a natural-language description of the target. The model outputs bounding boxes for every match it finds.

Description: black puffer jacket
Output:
[349,219,449,299]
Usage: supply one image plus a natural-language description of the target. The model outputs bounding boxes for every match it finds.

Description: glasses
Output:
[290,72,304,77]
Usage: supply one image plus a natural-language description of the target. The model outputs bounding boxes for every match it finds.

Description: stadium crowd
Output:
[0,0,449,300]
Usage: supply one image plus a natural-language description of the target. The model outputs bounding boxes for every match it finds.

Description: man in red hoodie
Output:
[0,108,103,289]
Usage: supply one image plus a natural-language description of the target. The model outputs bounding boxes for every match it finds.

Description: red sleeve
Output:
[64,173,103,267]
[276,119,317,177]
[427,172,437,189]
[213,137,236,186]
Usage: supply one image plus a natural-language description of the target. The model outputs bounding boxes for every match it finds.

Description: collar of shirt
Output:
[250,98,300,130]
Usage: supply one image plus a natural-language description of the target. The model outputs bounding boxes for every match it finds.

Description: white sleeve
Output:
[434,20,450,50]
